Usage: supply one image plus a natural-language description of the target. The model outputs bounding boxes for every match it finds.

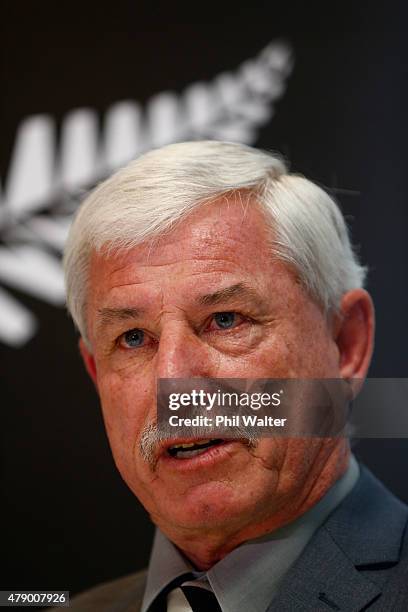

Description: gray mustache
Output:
[139,421,258,470]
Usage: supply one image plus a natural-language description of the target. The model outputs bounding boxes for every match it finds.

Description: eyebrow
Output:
[96,307,145,329]
[197,282,264,307]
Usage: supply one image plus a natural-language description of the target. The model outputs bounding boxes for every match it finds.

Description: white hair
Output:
[63,140,366,343]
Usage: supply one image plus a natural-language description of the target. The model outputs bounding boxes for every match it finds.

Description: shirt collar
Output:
[141,454,359,612]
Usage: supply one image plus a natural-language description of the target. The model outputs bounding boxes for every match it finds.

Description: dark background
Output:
[1,3,407,598]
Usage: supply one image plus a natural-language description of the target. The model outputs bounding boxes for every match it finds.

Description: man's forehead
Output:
[89,198,272,280]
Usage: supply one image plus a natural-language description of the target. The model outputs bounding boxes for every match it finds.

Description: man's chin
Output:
[153,481,254,533]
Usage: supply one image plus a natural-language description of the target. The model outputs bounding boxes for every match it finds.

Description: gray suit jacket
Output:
[65,466,408,611]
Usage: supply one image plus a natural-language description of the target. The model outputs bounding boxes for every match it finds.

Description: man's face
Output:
[83,198,350,546]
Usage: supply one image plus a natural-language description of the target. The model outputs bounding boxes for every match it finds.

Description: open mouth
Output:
[167,438,225,459]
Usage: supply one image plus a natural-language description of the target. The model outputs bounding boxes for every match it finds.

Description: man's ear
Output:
[334,289,375,383]
[79,337,98,390]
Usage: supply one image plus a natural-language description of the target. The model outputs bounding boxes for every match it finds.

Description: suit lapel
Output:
[268,466,408,611]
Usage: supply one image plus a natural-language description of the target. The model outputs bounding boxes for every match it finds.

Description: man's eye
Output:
[120,328,145,348]
[212,312,241,330]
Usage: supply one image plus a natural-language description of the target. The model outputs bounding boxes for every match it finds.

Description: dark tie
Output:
[153,581,222,612]
[180,585,222,611]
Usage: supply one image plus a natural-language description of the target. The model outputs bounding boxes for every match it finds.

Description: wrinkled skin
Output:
[80,197,375,569]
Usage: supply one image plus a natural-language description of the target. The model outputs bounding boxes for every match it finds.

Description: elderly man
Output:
[62,141,408,611]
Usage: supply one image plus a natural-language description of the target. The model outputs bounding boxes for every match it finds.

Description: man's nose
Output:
[155,323,214,379]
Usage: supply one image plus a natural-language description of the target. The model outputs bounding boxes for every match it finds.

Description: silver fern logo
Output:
[0,41,293,347]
